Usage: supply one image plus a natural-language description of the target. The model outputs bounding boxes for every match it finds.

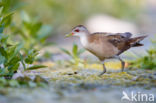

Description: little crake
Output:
[66,25,147,75]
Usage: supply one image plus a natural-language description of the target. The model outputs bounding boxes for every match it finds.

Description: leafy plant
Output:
[129,35,156,70]
[0,75,48,88]
[130,49,156,70]
[10,11,52,49]
[0,0,46,79]
[61,44,85,66]
[0,34,46,78]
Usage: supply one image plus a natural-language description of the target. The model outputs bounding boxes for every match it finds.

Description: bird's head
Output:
[66,25,89,37]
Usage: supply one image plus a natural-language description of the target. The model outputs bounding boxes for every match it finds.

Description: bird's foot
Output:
[98,71,106,76]
[121,66,125,72]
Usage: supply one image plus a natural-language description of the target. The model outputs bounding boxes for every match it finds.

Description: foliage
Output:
[0,33,46,78]
[130,36,156,70]
[61,44,85,66]
[0,0,53,50]
[10,11,52,49]
[0,0,46,79]
[130,49,156,70]
[0,76,48,88]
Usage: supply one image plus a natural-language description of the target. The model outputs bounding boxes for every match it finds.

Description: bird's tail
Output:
[129,35,147,47]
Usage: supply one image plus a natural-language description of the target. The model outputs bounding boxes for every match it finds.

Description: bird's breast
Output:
[80,36,89,47]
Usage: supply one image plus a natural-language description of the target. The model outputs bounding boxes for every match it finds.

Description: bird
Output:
[66,25,147,75]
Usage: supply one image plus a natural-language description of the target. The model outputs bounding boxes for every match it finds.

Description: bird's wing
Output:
[88,32,109,43]
[87,32,133,56]
[107,34,131,55]
[119,32,132,38]
[91,32,111,35]
[91,32,132,38]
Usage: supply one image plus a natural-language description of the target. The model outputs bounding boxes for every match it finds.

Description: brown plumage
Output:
[66,25,147,75]
[85,32,146,61]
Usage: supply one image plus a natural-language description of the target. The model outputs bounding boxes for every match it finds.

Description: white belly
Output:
[80,36,88,47]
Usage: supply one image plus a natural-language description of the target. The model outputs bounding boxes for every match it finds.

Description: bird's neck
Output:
[79,33,89,47]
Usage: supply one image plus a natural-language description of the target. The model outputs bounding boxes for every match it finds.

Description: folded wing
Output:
[107,33,147,55]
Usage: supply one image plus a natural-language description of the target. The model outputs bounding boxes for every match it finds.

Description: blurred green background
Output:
[11,0,145,37]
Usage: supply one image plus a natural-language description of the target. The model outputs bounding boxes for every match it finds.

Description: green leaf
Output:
[26,65,47,70]
[0,47,7,58]
[23,21,32,31]
[0,2,4,7]
[25,49,38,64]
[7,43,23,62]
[9,62,20,72]
[72,44,78,57]
[25,58,33,64]
[0,53,5,64]
[1,12,13,27]
[7,46,16,58]
[15,43,23,53]
[77,48,85,56]
[31,22,42,36]
[0,34,8,44]
[6,56,20,67]
[61,48,71,56]
[20,11,30,22]
[37,25,52,41]
[19,53,26,69]
[0,68,8,76]
[0,26,4,33]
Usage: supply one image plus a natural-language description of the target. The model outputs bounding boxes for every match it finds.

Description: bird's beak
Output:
[65,33,73,37]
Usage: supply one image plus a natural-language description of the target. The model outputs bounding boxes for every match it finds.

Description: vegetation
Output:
[130,48,156,70]
[10,11,52,49]
[0,0,48,87]
[129,36,156,70]
[61,44,85,67]
[0,76,48,88]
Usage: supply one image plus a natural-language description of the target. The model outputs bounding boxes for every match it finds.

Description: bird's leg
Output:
[116,56,125,72]
[99,62,107,76]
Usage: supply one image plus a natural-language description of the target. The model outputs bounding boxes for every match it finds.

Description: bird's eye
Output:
[75,29,79,32]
